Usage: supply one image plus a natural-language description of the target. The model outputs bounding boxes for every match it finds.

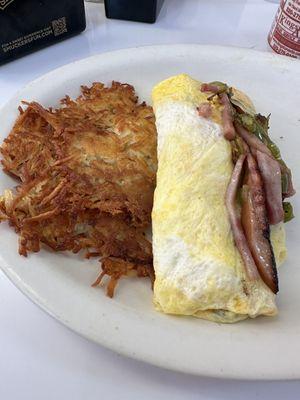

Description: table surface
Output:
[1,1,300,399]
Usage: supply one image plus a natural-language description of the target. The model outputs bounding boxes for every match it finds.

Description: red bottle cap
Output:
[268,0,300,58]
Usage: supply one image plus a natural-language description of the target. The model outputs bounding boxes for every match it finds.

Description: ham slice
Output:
[220,93,235,140]
[256,150,284,225]
[241,154,278,293]
[234,122,272,157]
[225,155,259,281]
[200,83,220,93]
[197,103,212,118]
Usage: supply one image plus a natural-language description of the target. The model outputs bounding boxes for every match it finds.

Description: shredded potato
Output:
[0,81,157,296]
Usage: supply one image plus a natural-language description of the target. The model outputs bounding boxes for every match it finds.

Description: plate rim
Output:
[1,44,299,107]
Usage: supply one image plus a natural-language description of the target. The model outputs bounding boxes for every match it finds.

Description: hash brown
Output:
[0,81,157,296]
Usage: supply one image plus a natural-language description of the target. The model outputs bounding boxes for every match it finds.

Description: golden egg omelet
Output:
[152,74,286,323]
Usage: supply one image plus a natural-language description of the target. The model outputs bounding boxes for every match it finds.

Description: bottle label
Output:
[268,0,300,58]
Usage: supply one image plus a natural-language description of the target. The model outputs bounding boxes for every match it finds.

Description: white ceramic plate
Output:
[0,45,299,380]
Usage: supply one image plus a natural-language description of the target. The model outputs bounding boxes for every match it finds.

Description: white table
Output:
[1,1,299,398]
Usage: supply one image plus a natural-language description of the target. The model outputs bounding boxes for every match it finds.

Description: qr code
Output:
[52,17,67,37]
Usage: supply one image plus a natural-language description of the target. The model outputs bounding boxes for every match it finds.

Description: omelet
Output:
[152,74,287,323]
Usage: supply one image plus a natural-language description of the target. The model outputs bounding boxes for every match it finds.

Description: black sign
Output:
[0,0,86,64]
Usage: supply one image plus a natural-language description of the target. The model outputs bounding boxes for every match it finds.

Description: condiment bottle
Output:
[268,0,300,58]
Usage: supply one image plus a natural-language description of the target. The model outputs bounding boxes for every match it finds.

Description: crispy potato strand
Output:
[0,81,157,296]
